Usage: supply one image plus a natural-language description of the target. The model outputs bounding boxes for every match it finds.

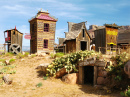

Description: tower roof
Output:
[29,9,58,22]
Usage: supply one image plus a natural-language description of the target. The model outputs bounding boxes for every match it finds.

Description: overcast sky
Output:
[0,0,130,46]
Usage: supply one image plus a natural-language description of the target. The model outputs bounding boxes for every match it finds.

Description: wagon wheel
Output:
[9,44,21,54]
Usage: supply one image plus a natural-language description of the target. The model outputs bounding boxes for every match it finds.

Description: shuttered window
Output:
[44,23,49,32]
[44,39,48,48]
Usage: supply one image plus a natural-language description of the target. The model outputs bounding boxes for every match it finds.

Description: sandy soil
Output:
[0,55,122,97]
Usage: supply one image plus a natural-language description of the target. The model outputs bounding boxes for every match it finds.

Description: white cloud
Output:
[55,28,67,44]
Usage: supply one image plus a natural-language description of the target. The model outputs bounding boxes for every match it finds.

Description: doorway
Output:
[81,41,87,51]
[84,66,94,85]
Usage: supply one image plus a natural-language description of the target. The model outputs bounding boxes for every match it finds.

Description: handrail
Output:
[98,47,121,54]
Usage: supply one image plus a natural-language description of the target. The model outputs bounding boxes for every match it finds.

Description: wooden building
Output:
[54,38,65,53]
[64,22,91,53]
[4,28,23,54]
[117,26,130,52]
[94,24,119,54]
[29,9,58,54]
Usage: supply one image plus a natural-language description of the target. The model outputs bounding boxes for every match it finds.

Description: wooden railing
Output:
[0,44,7,53]
[98,47,121,55]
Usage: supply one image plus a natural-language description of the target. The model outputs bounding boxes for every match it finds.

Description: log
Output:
[3,74,12,84]
[55,68,73,78]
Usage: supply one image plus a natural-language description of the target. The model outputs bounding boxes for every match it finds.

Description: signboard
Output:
[79,58,95,66]
[24,33,31,39]
[106,27,118,36]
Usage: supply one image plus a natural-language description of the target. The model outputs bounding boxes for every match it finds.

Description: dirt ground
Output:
[0,55,122,97]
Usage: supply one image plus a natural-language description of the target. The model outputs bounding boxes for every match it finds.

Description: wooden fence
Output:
[0,44,7,53]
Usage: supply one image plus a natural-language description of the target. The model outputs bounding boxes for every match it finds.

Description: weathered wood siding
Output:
[94,27,118,54]
[66,40,76,53]
[30,14,56,54]
[30,20,37,53]
[94,28,106,53]
[11,29,23,48]
[37,20,56,53]
[76,27,90,51]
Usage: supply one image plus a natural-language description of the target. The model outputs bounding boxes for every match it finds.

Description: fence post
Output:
[99,47,101,54]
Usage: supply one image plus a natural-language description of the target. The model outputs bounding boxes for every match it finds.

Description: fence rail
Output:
[99,47,121,55]
[0,44,7,53]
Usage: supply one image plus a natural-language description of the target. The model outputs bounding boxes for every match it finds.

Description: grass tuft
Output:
[36,82,42,87]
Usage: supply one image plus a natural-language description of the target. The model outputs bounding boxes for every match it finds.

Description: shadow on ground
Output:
[79,84,123,97]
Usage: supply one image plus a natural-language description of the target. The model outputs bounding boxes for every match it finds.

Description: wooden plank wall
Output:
[66,40,76,53]
[30,20,37,53]
[37,20,56,53]
[94,28,106,53]
[76,28,90,51]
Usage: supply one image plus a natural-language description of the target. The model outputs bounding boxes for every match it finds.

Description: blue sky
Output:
[0,0,130,47]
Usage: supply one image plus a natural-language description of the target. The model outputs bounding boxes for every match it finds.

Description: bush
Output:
[16,53,24,59]
[47,50,97,76]
[55,52,64,58]
[50,53,55,59]
[24,52,29,57]
[36,82,42,87]
[9,59,15,63]
[31,54,36,58]
[43,76,47,80]
[5,52,14,57]
[106,52,129,90]
[120,86,130,97]
[0,59,6,63]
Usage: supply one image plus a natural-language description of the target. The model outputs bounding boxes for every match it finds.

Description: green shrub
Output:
[47,50,97,76]
[24,52,29,57]
[43,76,47,80]
[106,52,129,90]
[120,86,130,97]
[31,54,36,58]
[55,52,64,58]
[0,62,6,66]
[8,70,16,74]
[16,53,24,59]
[50,53,55,59]
[36,82,42,87]
[5,52,14,57]
[0,59,6,63]
[9,59,15,63]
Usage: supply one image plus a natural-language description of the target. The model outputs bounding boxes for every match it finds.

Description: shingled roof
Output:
[64,22,90,41]
[29,9,57,22]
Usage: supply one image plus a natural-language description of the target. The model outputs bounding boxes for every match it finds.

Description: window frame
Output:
[43,39,48,48]
[44,23,49,32]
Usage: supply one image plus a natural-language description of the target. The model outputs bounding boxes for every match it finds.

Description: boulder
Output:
[37,63,50,74]
[62,73,78,84]
[4,60,10,65]
[3,74,12,85]
[22,52,25,55]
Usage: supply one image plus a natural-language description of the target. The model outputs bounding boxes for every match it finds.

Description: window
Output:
[44,23,49,32]
[13,31,15,35]
[83,29,85,37]
[44,39,48,48]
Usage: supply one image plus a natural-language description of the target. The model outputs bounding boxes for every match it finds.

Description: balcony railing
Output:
[5,37,11,42]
